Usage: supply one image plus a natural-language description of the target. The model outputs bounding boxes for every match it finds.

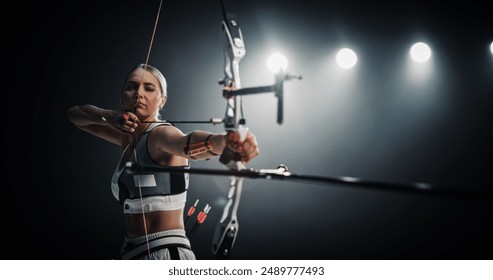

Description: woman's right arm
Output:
[67,105,126,145]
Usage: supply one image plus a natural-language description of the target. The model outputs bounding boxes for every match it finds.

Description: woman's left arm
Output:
[150,126,259,163]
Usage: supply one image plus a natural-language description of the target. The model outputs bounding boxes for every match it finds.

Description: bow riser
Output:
[211,177,243,257]
[212,4,248,258]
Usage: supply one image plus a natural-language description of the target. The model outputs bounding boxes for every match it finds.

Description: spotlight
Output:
[410,42,431,63]
[336,48,357,69]
[267,53,288,73]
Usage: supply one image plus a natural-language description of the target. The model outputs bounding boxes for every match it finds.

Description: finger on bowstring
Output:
[126,114,139,127]
[117,114,134,132]
[126,121,137,132]
[127,113,140,124]
[121,113,130,121]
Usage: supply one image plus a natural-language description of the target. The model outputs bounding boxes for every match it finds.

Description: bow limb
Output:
[211,2,247,258]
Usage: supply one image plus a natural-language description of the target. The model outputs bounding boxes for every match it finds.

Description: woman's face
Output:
[121,68,166,121]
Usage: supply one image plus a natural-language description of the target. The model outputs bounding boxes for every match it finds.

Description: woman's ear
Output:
[160,95,167,109]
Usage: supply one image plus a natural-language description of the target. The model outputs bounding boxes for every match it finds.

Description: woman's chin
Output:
[134,108,147,116]
[136,112,156,122]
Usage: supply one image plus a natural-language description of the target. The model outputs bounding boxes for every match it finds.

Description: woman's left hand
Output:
[223,131,260,164]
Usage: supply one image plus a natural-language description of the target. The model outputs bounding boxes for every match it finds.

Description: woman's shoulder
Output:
[146,121,174,132]
[148,122,185,137]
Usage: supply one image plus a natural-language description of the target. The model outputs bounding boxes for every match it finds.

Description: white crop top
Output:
[110,123,189,214]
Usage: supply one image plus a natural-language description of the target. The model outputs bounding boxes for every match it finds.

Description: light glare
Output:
[410,42,431,63]
[267,53,288,73]
[336,48,357,69]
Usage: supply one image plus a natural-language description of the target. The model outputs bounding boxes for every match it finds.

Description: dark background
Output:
[5,0,493,260]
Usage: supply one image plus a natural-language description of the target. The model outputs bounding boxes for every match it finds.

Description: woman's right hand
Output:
[106,111,140,134]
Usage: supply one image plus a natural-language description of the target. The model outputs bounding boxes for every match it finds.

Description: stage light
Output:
[336,48,357,69]
[490,41,493,55]
[267,53,288,73]
[410,42,431,63]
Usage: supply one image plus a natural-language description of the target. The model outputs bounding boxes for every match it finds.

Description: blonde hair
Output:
[123,63,167,96]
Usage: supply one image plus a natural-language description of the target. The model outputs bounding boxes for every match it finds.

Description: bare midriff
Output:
[124,209,184,237]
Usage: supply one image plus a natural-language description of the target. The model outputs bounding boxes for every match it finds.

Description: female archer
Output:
[67,63,259,259]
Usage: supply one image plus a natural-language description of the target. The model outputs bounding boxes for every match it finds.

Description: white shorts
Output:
[121,229,196,260]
